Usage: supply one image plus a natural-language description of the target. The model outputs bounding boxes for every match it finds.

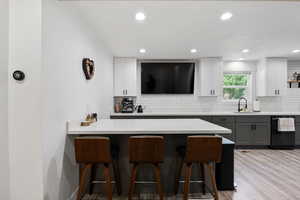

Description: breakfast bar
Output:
[67,118,234,198]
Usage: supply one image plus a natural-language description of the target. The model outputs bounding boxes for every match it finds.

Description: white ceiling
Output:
[65,1,300,60]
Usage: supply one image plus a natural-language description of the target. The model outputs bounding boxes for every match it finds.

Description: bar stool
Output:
[174,136,222,200]
[74,137,121,200]
[128,136,164,200]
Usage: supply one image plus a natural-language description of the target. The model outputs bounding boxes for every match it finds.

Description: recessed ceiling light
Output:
[135,12,146,21]
[220,12,233,21]
[292,49,300,53]
[242,49,249,53]
[190,49,197,53]
[139,48,146,53]
[238,58,245,61]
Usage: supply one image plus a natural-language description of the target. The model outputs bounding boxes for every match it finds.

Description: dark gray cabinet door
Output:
[252,123,270,145]
[296,124,300,145]
[235,122,270,145]
[235,123,252,145]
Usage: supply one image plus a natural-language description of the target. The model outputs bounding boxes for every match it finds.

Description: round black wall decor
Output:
[12,70,25,81]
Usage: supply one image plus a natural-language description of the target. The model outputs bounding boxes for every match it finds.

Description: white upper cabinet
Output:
[198,58,221,96]
[256,58,287,97]
[114,57,137,96]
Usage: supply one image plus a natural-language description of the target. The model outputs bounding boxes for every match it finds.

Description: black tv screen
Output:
[141,62,195,94]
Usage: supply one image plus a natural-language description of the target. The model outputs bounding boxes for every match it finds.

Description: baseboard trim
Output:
[68,187,78,200]
[235,145,269,149]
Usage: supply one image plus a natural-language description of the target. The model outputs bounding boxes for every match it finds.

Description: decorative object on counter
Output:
[293,72,298,80]
[114,103,121,113]
[92,113,98,122]
[137,105,145,113]
[253,99,260,112]
[80,113,98,126]
[82,58,95,80]
[12,70,25,81]
[121,97,135,113]
[80,121,91,126]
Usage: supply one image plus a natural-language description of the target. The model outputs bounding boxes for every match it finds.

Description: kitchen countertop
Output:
[67,119,231,135]
[111,111,300,117]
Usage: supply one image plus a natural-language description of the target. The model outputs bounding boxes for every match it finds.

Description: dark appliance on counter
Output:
[270,116,295,149]
[121,98,135,113]
[137,105,144,113]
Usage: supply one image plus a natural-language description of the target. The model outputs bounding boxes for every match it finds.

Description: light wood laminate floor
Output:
[83,149,300,200]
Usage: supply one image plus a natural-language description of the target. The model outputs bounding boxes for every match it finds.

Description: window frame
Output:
[222,72,252,102]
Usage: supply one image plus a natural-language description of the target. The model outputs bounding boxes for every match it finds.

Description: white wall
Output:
[0,0,10,199]
[42,1,113,199]
[8,0,44,199]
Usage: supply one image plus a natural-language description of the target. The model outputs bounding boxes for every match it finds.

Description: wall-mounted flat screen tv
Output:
[141,62,195,94]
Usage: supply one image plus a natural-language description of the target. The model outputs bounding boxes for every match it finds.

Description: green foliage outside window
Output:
[224,74,247,86]
[223,74,248,100]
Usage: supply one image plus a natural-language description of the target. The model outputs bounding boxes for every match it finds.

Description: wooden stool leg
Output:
[77,164,92,200]
[199,163,206,195]
[174,153,184,195]
[128,163,138,200]
[112,159,122,195]
[183,163,192,200]
[89,164,97,194]
[207,163,219,200]
[154,164,164,200]
[104,164,112,200]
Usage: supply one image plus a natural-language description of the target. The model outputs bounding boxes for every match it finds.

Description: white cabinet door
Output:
[199,58,221,96]
[114,58,137,96]
[257,58,287,97]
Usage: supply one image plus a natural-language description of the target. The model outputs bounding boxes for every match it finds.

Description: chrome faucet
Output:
[238,97,248,112]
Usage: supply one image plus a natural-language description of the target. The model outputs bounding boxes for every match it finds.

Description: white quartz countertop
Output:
[67,119,231,135]
[110,111,300,117]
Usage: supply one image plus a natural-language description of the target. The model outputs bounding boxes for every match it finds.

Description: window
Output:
[223,73,250,100]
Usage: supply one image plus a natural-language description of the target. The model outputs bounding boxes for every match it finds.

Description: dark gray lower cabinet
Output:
[296,124,300,145]
[211,117,235,141]
[235,122,270,145]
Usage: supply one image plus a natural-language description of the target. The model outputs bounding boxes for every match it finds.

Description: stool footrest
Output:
[135,181,158,184]
[179,180,204,183]
[92,180,116,184]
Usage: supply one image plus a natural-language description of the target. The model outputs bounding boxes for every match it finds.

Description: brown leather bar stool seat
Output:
[74,137,121,200]
[174,136,222,200]
[128,136,165,200]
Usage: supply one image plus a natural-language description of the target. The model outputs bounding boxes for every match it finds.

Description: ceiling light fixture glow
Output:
[220,12,233,21]
[139,48,146,53]
[238,58,245,61]
[292,49,300,53]
[242,49,249,53]
[135,12,146,21]
[190,49,197,53]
